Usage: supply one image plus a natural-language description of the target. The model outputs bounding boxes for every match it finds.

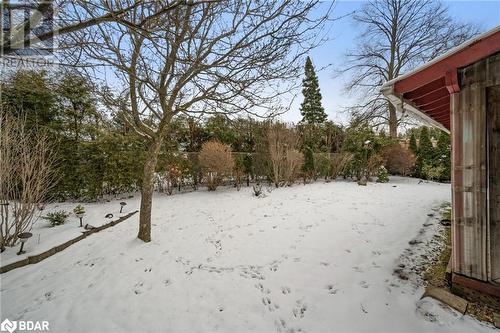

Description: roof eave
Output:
[381,85,450,134]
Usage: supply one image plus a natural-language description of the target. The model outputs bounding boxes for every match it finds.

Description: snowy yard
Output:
[0,177,496,333]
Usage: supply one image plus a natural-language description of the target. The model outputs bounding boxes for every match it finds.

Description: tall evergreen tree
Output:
[409,132,418,154]
[300,57,327,124]
[415,127,434,178]
[418,127,434,158]
[436,132,451,181]
[302,146,315,180]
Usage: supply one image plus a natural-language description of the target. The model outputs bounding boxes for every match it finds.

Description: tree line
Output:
[2,70,450,199]
[2,0,463,244]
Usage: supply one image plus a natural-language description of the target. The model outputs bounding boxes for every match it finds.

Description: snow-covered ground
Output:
[0,177,496,333]
[0,199,139,266]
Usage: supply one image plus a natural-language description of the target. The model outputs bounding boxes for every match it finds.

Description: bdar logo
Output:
[0,319,17,333]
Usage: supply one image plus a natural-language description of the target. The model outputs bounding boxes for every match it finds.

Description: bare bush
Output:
[0,113,56,250]
[267,123,302,187]
[284,149,304,186]
[198,141,234,191]
[382,144,416,176]
[366,154,385,181]
[330,152,353,179]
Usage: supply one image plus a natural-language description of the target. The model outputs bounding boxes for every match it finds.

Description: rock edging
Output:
[0,210,138,274]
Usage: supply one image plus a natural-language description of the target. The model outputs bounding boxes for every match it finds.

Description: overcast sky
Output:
[278,0,500,125]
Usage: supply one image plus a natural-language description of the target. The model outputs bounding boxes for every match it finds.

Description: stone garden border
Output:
[0,210,138,274]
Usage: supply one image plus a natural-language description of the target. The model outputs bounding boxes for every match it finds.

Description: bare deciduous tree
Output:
[339,0,479,137]
[1,0,206,55]
[76,0,330,242]
[267,123,302,187]
[0,112,56,251]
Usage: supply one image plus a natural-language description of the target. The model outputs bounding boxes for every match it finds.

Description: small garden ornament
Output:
[73,205,85,227]
[17,232,32,255]
[120,202,127,213]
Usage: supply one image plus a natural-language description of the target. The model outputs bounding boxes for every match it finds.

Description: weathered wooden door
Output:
[488,86,500,284]
[451,71,488,281]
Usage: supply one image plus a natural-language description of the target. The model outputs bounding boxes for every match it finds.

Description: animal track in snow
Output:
[255,283,271,294]
[281,286,291,295]
[239,266,265,280]
[269,260,280,272]
[359,280,370,288]
[262,296,279,312]
[275,318,288,332]
[326,284,339,295]
[134,282,144,294]
[299,224,313,232]
[352,266,364,273]
[44,291,53,301]
[292,300,307,319]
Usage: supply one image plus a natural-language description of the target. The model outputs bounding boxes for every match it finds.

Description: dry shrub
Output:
[330,152,353,179]
[198,141,234,190]
[382,144,416,176]
[164,164,182,195]
[0,113,56,250]
[267,123,301,187]
[366,154,384,181]
[284,149,304,185]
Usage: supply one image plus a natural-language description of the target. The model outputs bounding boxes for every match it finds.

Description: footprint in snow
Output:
[269,263,279,272]
[359,281,369,288]
[326,284,339,295]
[320,262,330,266]
[292,301,307,318]
[134,282,144,294]
[262,296,279,312]
[44,291,53,301]
[281,286,291,295]
[275,318,288,332]
[255,283,271,294]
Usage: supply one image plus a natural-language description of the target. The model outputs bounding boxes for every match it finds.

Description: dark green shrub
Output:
[314,153,332,180]
[302,146,315,181]
[376,166,389,183]
[43,210,70,227]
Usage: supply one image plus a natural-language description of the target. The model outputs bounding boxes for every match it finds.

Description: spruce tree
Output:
[302,146,315,181]
[300,57,327,124]
[409,132,418,154]
[418,127,434,159]
[436,132,451,181]
[415,127,434,178]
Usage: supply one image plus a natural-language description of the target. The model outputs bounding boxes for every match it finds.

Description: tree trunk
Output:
[388,103,398,138]
[138,137,162,242]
